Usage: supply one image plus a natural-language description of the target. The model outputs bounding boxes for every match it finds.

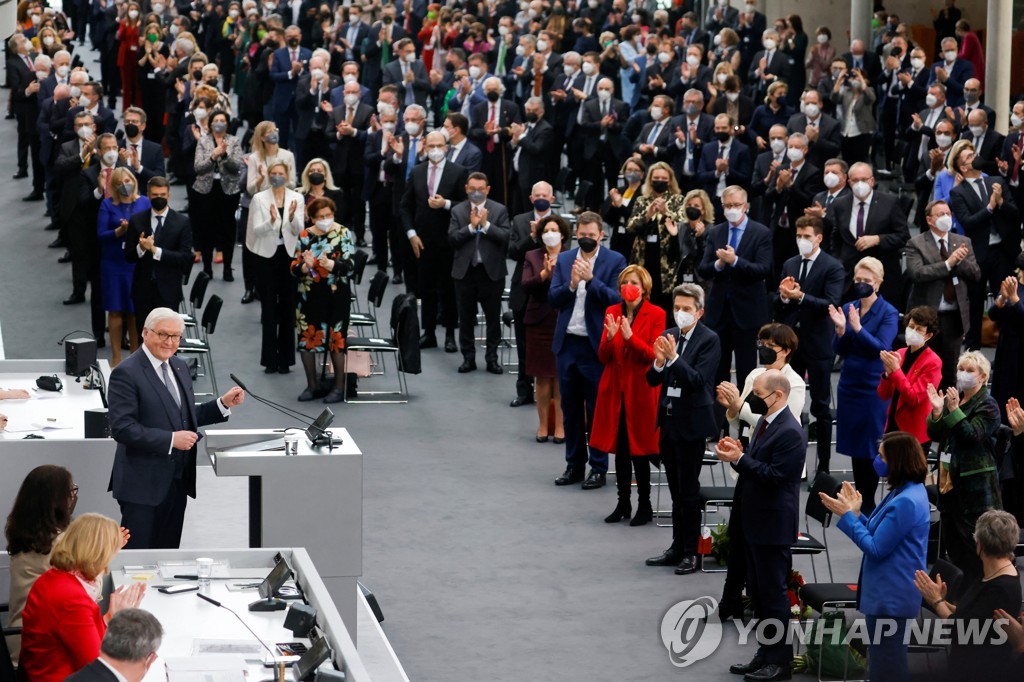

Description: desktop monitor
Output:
[291,634,331,682]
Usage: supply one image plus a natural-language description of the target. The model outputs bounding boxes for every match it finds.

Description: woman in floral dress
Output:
[291,197,355,403]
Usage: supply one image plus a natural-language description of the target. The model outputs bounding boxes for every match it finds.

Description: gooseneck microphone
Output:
[230,374,318,423]
[197,592,278,658]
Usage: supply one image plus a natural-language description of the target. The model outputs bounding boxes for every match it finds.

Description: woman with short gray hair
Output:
[915,510,1021,678]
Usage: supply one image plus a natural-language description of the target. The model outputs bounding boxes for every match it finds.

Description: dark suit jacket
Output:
[904,230,980,334]
[668,112,715,180]
[507,210,545,310]
[124,209,193,308]
[772,250,846,360]
[399,160,468,243]
[382,132,424,215]
[65,659,119,682]
[548,246,627,354]
[447,139,483,173]
[747,49,791,95]
[764,161,825,232]
[667,64,713,102]
[959,128,1005,175]
[512,118,554,191]
[329,102,373,174]
[62,105,116,142]
[697,219,773,331]
[579,97,630,162]
[337,21,370,65]
[269,45,312,112]
[711,91,755,128]
[633,119,676,168]
[842,50,882,85]
[927,59,974,108]
[695,139,753,200]
[381,58,430,107]
[785,113,842,169]
[948,175,1022,263]
[294,74,340,140]
[547,71,585,136]
[826,191,910,285]
[108,350,228,503]
[360,21,406,88]
[118,138,166,185]
[735,407,805,545]
[5,53,37,110]
[468,98,521,150]
[644,322,720,442]
[812,187,850,253]
[448,198,511,281]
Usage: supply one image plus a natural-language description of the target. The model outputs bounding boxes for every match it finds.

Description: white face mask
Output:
[426,148,445,163]
[934,214,953,233]
[541,231,562,247]
[763,39,776,51]
[725,91,739,102]
[311,68,324,80]
[468,65,482,79]
[911,57,925,71]
[817,34,828,44]
[77,125,93,140]
[1013,114,1024,128]
[823,172,840,189]
[343,93,359,107]
[43,36,54,46]
[343,73,357,84]
[786,147,804,163]
[229,9,239,18]
[713,34,722,47]
[404,52,416,63]
[153,3,164,12]
[70,85,82,99]
[803,103,820,118]
[405,121,421,136]
[769,139,786,155]
[925,93,938,108]
[193,108,208,121]
[582,62,596,76]
[56,65,69,77]
[79,95,93,109]
[498,25,510,36]
[716,73,728,84]
[904,326,926,348]
[686,55,700,68]
[955,370,978,392]
[630,14,640,24]
[169,24,180,36]
[102,150,118,166]
[315,218,333,230]
[723,207,744,224]
[935,133,952,148]
[36,70,49,81]
[515,45,526,57]
[657,52,671,64]
[563,64,576,77]
[381,122,396,133]
[944,50,957,63]
[851,180,871,199]
[674,311,695,331]
[597,89,611,102]
[536,39,549,52]
[128,9,139,19]
[796,237,815,256]
[649,106,663,121]
[969,125,985,138]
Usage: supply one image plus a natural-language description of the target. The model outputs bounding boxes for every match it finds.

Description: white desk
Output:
[0,360,109,439]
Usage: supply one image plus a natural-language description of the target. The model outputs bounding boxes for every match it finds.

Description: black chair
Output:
[573,179,593,211]
[181,270,212,331]
[792,472,842,582]
[177,294,224,397]
[349,249,370,312]
[343,293,412,404]
[349,269,390,341]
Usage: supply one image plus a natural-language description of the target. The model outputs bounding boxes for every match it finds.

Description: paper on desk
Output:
[165,655,247,682]
[1,423,43,433]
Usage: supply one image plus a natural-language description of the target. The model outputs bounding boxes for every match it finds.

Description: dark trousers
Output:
[556,335,607,473]
[132,286,180,337]
[612,412,656,502]
[273,101,296,151]
[119,477,188,549]
[418,239,456,337]
[15,109,30,173]
[29,133,44,194]
[367,185,394,271]
[661,434,707,554]
[237,206,256,292]
[939,502,983,586]
[197,182,239,273]
[841,133,872,165]
[255,245,296,370]
[966,248,1013,349]
[746,543,794,665]
[71,254,106,340]
[512,304,533,399]
[336,172,366,242]
[454,265,503,362]
[713,316,758,414]
[853,456,880,516]
[866,616,910,682]
[721,493,747,612]
[881,100,900,170]
[936,310,964,390]
[791,350,834,473]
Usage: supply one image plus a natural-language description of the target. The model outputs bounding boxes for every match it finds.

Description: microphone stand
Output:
[229,374,339,449]
[197,593,287,682]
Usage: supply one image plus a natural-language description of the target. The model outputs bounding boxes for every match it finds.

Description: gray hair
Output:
[525,96,545,111]
[672,283,704,311]
[788,132,808,148]
[34,54,52,70]
[404,104,427,120]
[483,76,505,94]
[684,88,703,101]
[100,609,163,662]
[145,307,185,332]
[54,49,72,63]
[378,103,396,118]
[974,510,1020,559]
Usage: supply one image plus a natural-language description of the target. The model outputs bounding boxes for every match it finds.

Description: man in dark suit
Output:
[667,45,713,103]
[384,104,429,288]
[644,284,721,575]
[364,106,402,280]
[108,308,245,549]
[960,108,1004,175]
[118,107,166,186]
[748,124,789,225]
[903,82,956,183]
[448,173,512,374]
[961,78,996,128]
[826,162,910,304]
[124,178,193,336]
[6,33,38,182]
[442,112,483,173]
[669,88,715,194]
[329,80,374,247]
[697,185,773,407]
[382,38,430,108]
[361,6,405,90]
[268,25,311,149]
[786,89,841,170]
[774,217,845,475]
[509,96,554,214]
[764,133,825,277]
[632,95,676,169]
[293,54,340,172]
[507,181,554,407]
[400,131,468,351]
[336,14,370,66]
[468,77,522,208]
[803,158,850,254]
[928,37,974,108]
[66,609,164,682]
[747,28,791,98]
[677,11,710,54]
[905,199,981,388]
[715,370,804,682]
[549,212,627,489]
[998,101,1024,213]
[579,78,630,202]
[949,146,1022,349]
[842,39,882,86]
[912,120,956,227]
[61,81,117,142]
[696,115,753,219]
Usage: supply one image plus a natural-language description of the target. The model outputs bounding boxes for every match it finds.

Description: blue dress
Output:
[97,196,151,313]
[833,296,898,460]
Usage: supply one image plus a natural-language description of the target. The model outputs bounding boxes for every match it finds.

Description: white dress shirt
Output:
[566,246,600,336]
[135,207,170,260]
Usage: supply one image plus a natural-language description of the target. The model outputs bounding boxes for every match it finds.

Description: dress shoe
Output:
[581,471,606,489]
[44,222,59,231]
[323,389,344,404]
[743,663,790,682]
[214,251,224,264]
[44,209,53,217]
[630,499,653,526]
[554,467,584,486]
[604,500,631,523]
[485,360,503,375]
[393,273,404,285]
[457,359,477,373]
[297,388,316,402]
[444,332,458,353]
[729,655,766,675]
[367,256,379,265]
[419,334,438,349]
[536,434,550,443]
[223,269,234,282]
[240,290,256,304]
[264,366,278,374]
[12,171,28,179]
[278,366,290,374]
[510,395,535,407]
[646,548,683,566]
[22,192,43,202]
[63,294,85,305]
[57,251,72,264]
[48,237,65,249]
[674,555,699,575]
[95,338,106,349]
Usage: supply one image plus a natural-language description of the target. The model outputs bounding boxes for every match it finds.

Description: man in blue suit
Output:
[108,308,245,549]
[927,36,974,109]
[269,25,311,150]
[698,185,773,416]
[697,114,753,220]
[549,212,626,489]
[715,370,805,682]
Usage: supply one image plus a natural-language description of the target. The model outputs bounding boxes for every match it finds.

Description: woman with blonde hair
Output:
[625,161,687,316]
[676,189,713,289]
[747,80,792,150]
[931,136,973,232]
[246,120,297,195]
[712,28,741,72]
[35,25,62,56]
[602,156,646,257]
[97,167,150,365]
[299,158,345,229]
[19,514,144,682]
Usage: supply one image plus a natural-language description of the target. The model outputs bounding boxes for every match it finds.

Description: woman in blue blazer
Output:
[819,431,931,682]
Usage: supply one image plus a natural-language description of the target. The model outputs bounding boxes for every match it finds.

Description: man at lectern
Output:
[107,308,245,548]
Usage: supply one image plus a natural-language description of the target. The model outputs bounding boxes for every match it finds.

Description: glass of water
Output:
[196,557,214,585]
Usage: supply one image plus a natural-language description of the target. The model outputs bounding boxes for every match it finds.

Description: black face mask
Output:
[757,344,778,365]
[646,45,657,55]
[287,37,300,47]
[744,392,771,416]
[308,172,325,185]
[206,78,219,88]
[685,206,702,221]
[651,179,669,194]
[486,90,501,102]
[851,281,874,299]
[577,236,598,253]
[715,131,731,143]
[192,69,203,80]
[445,62,456,72]
[150,196,168,211]
[124,123,140,138]
[525,112,539,123]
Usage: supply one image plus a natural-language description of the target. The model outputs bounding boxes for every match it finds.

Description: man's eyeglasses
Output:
[70,485,80,497]
[152,331,183,343]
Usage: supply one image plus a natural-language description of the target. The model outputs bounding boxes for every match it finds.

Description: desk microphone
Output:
[230,374,337,447]
[230,374,318,423]
[197,592,293,678]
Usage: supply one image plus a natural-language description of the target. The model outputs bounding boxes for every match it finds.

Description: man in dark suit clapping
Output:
[774,217,845,476]
[124,177,193,336]
[645,284,720,575]
[509,97,554,215]
[329,80,374,247]
[448,173,512,374]
[764,133,825,278]
[715,370,805,682]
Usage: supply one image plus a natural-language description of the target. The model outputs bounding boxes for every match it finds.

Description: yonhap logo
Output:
[660,596,722,667]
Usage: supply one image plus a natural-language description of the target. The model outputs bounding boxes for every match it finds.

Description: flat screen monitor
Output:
[258,557,293,600]
[304,408,334,444]
[291,634,331,681]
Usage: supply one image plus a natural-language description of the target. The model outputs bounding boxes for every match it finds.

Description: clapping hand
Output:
[715,244,737,265]
[914,569,947,606]
[317,253,335,272]
[303,250,316,269]
[288,199,298,222]
[880,350,901,375]
[620,316,633,340]
[993,609,1024,654]
[714,436,744,463]
[470,205,488,228]
[847,304,862,332]
[827,304,846,335]
[120,526,131,547]
[108,581,146,617]
[716,381,742,413]
[926,383,945,416]
[115,219,129,238]
[999,275,1020,305]
[1006,397,1024,437]
[138,234,156,253]
[944,386,960,412]
[427,193,446,209]
[604,312,620,339]
[779,276,801,301]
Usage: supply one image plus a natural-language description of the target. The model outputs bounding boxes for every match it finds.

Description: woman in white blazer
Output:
[247,161,305,374]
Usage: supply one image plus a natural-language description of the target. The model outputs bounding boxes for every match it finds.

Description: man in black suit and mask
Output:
[764,133,825,278]
[509,96,554,215]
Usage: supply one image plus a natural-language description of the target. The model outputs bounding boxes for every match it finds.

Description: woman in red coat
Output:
[878,306,943,450]
[19,513,145,682]
[116,2,143,111]
[590,265,665,526]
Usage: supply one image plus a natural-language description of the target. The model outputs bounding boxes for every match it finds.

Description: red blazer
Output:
[877,345,943,444]
[589,300,664,456]
[19,568,106,682]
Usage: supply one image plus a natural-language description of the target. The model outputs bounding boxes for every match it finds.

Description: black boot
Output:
[630,498,653,526]
[298,353,318,401]
[604,499,631,523]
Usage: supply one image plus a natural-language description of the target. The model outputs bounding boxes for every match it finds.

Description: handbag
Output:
[35,375,63,392]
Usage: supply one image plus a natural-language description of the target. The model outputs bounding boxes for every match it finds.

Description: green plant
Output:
[710,521,730,566]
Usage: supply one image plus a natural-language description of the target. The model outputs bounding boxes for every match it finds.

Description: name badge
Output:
[617,226,626,234]
[682,274,695,282]
[147,72,156,79]
[667,387,681,398]
[951,277,960,286]
[646,234,658,243]
[940,452,952,464]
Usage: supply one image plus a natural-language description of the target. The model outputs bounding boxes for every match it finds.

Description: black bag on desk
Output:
[35,375,63,392]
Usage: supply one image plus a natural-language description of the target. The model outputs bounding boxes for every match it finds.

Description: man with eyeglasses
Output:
[107,308,245,549]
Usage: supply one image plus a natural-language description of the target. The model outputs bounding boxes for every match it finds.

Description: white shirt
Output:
[566,246,600,336]
[785,246,821,306]
[716,140,732,196]
[449,138,467,164]
[848,191,873,239]
[125,137,144,171]
[135,207,170,259]
[653,326,693,371]
[727,364,806,437]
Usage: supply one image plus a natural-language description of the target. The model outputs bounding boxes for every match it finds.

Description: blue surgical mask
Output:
[872,454,889,479]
